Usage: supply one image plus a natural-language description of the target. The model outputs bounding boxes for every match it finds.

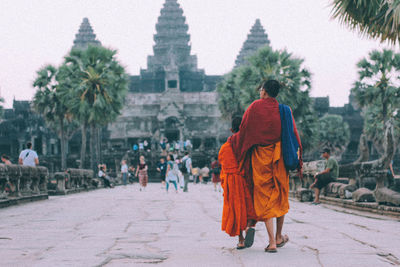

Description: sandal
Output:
[264,244,277,253]
[277,235,289,248]
[244,227,255,248]
[236,243,246,250]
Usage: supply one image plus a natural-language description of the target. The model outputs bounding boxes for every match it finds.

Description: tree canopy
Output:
[352,49,400,155]
[217,46,317,151]
[331,0,400,44]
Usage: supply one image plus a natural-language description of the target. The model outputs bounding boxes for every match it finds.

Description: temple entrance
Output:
[164,117,181,142]
[165,129,180,142]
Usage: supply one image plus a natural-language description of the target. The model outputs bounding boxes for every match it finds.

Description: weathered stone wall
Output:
[51,169,95,195]
[0,164,48,205]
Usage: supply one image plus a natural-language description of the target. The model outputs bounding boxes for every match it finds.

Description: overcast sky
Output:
[0,0,395,108]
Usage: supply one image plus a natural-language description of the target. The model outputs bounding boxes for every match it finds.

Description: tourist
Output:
[200,165,210,183]
[133,144,139,152]
[229,80,302,252]
[219,116,257,249]
[184,139,192,151]
[139,142,144,151]
[1,154,12,165]
[310,148,338,205]
[174,156,184,188]
[121,160,129,186]
[181,152,192,192]
[165,154,178,193]
[144,140,149,151]
[160,138,167,156]
[191,167,200,184]
[157,157,167,187]
[135,155,148,191]
[98,165,113,188]
[18,142,39,167]
[211,157,221,192]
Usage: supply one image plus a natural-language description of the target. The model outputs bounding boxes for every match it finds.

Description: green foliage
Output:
[33,65,79,170]
[59,45,129,127]
[216,68,245,120]
[217,45,318,151]
[352,49,400,154]
[33,65,75,131]
[331,0,400,44]
[317,114,350,155]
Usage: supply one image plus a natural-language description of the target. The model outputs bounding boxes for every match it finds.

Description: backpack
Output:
[279,104,300,171]
[180,159,188,174]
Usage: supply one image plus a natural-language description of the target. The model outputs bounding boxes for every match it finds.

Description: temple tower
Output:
[73,17,101,49]
[147,0,198,72]
[235,19,270,67]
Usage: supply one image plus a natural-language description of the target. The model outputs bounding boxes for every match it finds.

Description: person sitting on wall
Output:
[1,154,12,165]
[98,165,113,188]
[310,148,339,205]
[18,142,39,167]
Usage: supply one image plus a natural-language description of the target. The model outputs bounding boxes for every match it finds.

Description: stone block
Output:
[336,178,349,184]
[374,187,400,206]
[325,182,344,198]
[352,188,376,202]
[54,172,67,193]
[295,188,313,202]
[339,184,357,199]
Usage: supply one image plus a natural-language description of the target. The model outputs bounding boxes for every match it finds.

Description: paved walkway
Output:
[0,183,399,267]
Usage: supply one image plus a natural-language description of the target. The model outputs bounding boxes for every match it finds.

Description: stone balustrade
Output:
[0,164,48,207]
[290,160,400,208]
[51,168,95,195]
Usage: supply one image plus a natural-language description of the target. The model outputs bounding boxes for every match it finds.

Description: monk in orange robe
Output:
[229,80,302,252]
[219,117,257,249]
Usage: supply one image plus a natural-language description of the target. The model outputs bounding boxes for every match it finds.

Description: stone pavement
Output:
[0,183,399,267]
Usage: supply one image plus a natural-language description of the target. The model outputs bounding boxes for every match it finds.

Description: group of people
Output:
[157,152,192,193]
[218,80,302,252]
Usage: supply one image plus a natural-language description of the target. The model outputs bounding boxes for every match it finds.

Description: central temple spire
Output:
[147,0,198,72]
[73,17,101,49]
[235,19,270,67]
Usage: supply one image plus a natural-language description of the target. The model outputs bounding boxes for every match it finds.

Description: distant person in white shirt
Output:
[18,142,39,167]
[121,160,129,186]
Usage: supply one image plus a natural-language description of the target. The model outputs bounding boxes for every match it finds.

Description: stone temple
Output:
[107,0,228,155]
[1,0,385,172]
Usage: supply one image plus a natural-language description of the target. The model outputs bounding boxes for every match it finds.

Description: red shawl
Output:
[228,97,281,163]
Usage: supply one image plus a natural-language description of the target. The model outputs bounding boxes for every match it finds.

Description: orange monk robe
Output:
[219,142,257,237]
[251,141,289,220]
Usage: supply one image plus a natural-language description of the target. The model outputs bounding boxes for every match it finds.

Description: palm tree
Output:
[352,49,400,164]
[217,67,245,120]
[317,114,350,159]
[59,45,129,171]
[33,65,77,170]
[331,0,400,44]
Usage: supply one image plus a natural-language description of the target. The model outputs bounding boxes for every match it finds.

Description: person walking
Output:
[211,157,221,192]
[121,160,129,186]
[18,142,39,167]
[157,157,167,188]
[219,116,257,249]
[165,154,178,193]
[229,80,302,252]
[181,152,192,192]
[135,155,148,191]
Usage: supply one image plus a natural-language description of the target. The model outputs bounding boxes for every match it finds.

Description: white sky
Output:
[0,0,395,108]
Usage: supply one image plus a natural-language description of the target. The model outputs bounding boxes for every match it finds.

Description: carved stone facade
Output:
[108,0,230,153]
